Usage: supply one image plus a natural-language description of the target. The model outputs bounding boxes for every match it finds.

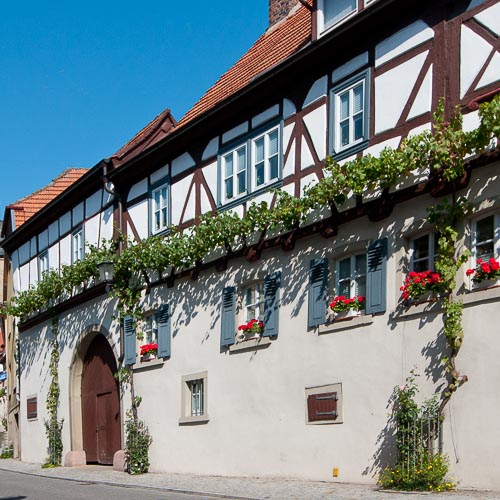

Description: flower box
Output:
[237,319,264,341]
[400,270,445,304]
[139,342,158,360]
[333,309,360,320]
[141,352,156,361]
[467,258,500,289]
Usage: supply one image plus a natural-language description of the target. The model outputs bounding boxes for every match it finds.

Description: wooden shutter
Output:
[157,304,171,359]
[221,287,236,347]
[308,258,328,328]
[263,272,281,337]
[307,392,338,422]
[366,237,388,314]
[27,397,37,419]
[123,316,137,366]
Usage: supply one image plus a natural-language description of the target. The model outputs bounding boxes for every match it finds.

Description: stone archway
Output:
[66,327,121,467]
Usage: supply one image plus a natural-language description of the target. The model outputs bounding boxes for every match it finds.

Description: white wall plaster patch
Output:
[460,25,492,98]
[375,51,428,134]
[376,21,433,68]
[303,105,327,162]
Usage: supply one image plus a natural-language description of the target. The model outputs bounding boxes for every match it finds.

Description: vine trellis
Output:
[2,95,500,421]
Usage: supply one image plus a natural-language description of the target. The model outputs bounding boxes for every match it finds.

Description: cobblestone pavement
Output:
[0,459,499,500]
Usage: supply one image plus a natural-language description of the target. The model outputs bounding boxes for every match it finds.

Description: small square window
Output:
[180,372,209,424]
[330,71,370,157]
[27,396,38,420]
[151,183,169,234]
[306,384,343,424]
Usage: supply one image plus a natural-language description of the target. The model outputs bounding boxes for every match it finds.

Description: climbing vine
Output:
[42,317,64,468]
[1,96,499,479]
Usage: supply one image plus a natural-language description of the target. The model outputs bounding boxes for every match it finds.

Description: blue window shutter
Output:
[263,272,281,337]
[366,237,388,314]
[157,304,171,359]
[123,316,136,366]
[221,287,236,347]
[308,258,328,328]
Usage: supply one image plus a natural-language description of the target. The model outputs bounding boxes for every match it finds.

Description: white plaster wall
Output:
[303,105,327,161]
[15,163,500,490]
[128,179,148,203]
[474,3,500,36]
[375,51,429,134]
[48,243,59,272]
[85,213,100,248]
[460,25,492,98]
[85,190,102,218]
[48,221,59,245]
[59,211,72,236]
[128,201,149,241]
[73,202,84,226]
[38,230,49,251]
[19,296,120,464]
[59,234,71,267]
[375,20,433,68]
[19,263,30,293]
[18,241,30,265]
[29,258,37,287]
[100,206,114,243]
[150,165,168,186]
[171,174,194,226]
[202,161,217,207]
[172,153,195,178]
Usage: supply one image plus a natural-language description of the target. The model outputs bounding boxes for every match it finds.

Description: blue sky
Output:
[0,0,268,215]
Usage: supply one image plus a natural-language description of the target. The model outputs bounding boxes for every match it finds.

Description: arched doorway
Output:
[81,334,121,465]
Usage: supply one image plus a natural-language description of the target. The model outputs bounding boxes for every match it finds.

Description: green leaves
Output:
[6,96,500,322]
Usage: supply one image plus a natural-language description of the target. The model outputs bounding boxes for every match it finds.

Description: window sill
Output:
[132,358,165,372]
[218,180,283,212]
[392,298,443,320]
[179,415,210,425]
[330,140,368,162]
[229,336,272,353]
[462,283,500,307]
[318,314,373,334]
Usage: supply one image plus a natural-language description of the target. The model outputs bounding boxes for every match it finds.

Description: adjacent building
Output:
[1,0,500,489]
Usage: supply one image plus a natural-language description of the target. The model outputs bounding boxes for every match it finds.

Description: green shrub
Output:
[125,415,152,475]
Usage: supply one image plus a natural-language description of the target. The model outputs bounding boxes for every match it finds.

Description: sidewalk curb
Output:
[0,466,259,500]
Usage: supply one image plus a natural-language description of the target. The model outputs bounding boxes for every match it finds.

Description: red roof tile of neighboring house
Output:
[9,168,88,229]
[111,108,177,168]
[178,2,312,128]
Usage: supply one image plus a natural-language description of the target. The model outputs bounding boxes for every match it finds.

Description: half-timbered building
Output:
[1,0,500,489]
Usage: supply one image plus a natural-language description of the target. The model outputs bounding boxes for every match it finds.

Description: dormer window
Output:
[318,0,357,33]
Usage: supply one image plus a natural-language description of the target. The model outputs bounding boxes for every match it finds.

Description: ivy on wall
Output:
[1,96,499,477]
[42,317,64,467]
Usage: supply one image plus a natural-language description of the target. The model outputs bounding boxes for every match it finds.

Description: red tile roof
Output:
[9,168,88,229]
[111,108,177,168]
[178,1,312,127]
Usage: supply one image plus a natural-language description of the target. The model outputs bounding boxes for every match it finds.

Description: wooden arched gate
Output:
[81,335,121,464]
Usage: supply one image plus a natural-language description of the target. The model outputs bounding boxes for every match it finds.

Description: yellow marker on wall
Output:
[333,467,339,477]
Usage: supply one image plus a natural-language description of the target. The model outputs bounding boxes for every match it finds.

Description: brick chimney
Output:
[269,0,300,27]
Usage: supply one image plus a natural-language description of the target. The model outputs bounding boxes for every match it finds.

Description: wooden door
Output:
[81,335,120,465]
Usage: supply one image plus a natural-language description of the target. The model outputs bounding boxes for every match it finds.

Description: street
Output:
[0,469,229,500]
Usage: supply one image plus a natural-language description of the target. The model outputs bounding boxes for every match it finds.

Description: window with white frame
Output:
[222,145,247,202]
[219,124,281,206]
[337,253,367,300]
[252,127,280,191]
[72,227,84,263]
[151,183,169,234]
[243,282,265,322]
[142,313,158,345]
[38,251,49,280]
[319,0,357,33]
[180,371,208,424]
[331,71,369,156]
[472,214,499,261]
[410,233,438,272]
